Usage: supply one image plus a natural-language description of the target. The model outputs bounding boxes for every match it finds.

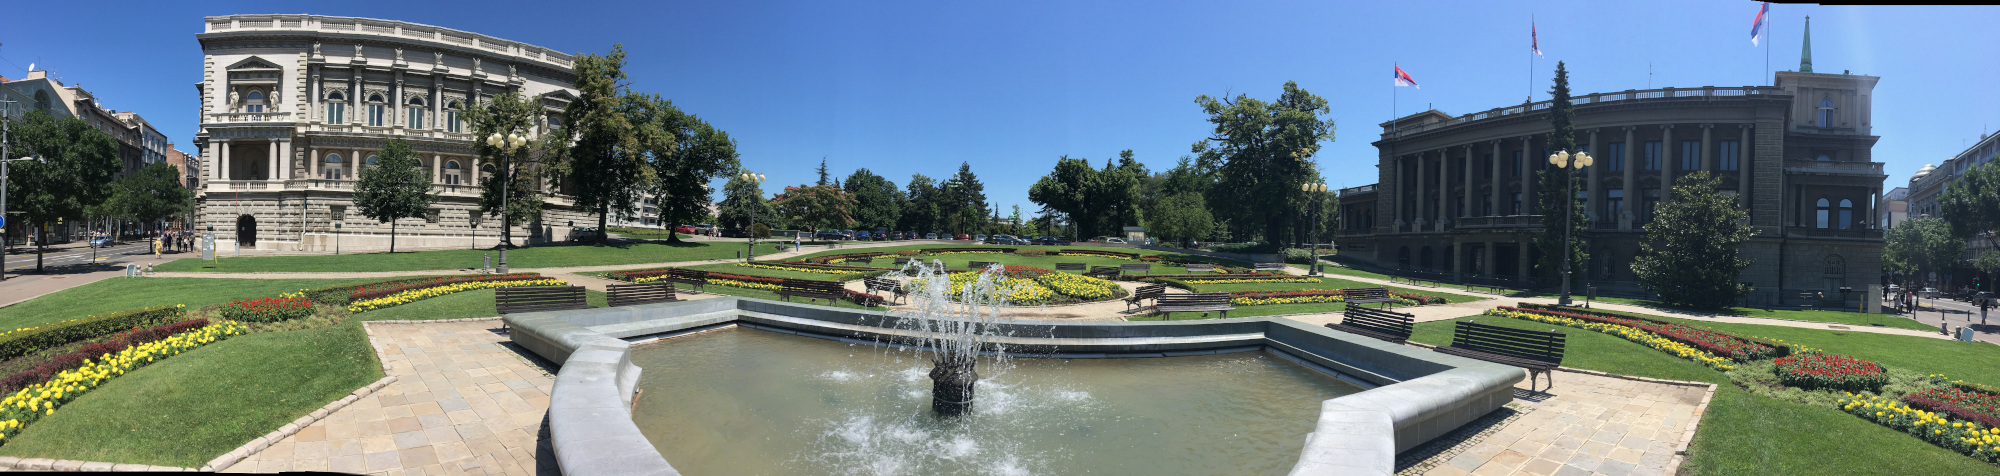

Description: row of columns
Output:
[1440,240,1534,283]
[1402,124,1755,231]
[308,64,487,130]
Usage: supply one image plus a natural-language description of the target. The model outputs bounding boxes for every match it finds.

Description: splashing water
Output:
[894,260,1015,417]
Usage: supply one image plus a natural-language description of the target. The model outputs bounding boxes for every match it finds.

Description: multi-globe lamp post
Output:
[739,171,765,260]
[1302,182,1328,276]
[1547,150,1593,306]
[484,131,531,273]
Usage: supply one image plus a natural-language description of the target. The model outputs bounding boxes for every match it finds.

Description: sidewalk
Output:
[0,251,186,310]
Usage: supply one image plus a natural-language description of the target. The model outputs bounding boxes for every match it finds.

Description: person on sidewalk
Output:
[1981,294,1991,325]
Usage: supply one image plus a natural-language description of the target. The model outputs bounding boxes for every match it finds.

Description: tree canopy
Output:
[843,168,901,230]
[2,110,119,269]
[352,137,438,253]
[1883,216,1964,287]
[1630,172,1756,310]
[106,161,194,226]
[1533,61,1590,286]
[633,94,737,242]
[556,44,651,244]
[1940,156,2000,250]
[1193,81,1336,246]
[773,184,857,231]
[462,92,552,237]
[717,173,778,230]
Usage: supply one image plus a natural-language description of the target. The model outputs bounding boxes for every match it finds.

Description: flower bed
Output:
[1057,249,1140,260]
[1176,277,1324,284]
[0,305,187,361]
[1775,352,1889,393]
[1841,394,2000,464]
[0,319,212,395]
[0,320,247,444]
[799,252,896,264]
[910,269,1124,305]
[1227,289,1424,307]
[1904,391,2000,431]
[1510,304,1782,361]
[346,277,568,313]
[1015,249,1049,257]
[344,274,552,302]
[1487,307,1737,371]
[219,296,315,322]
[737,262,883,277]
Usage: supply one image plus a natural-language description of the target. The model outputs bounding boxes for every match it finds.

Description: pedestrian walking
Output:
[153,235,162,260]
[1981,295,1992,325]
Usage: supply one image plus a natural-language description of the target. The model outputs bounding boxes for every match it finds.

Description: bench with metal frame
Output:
[1434,320,1566,392]
[776,279,850,306]
[606,283,677,307]
[665,268,708,293]
[968,261,997,270]
[1342,287,1396,309]
[1085,266,1121,280]
[1054,262,1087,272]
[1253,262,1287,273]
[1324,306,1414,344]
[497,286,591,315]
[1183,263,1216,273]
[863,277,908,305]
[1154,292,1234,320]
[1118,263,1150,276]
[1124,283,1166,311]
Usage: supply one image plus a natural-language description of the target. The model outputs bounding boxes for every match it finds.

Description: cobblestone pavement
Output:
[222,320,557,475]
[1399,369,1714,476]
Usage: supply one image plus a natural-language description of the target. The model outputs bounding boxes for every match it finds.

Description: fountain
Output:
[897,261,1009,417]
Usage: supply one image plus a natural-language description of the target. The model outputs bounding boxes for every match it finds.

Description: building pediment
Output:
[226,56,284,71]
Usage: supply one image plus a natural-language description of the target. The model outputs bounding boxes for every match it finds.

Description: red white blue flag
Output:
[1533,22,1543,58]
[1750,2,1769,46]
[1395,65,1418,88]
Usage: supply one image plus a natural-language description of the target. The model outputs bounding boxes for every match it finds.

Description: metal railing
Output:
[1784,160,1884,175]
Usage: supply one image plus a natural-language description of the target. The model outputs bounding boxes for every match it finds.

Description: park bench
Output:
[1155,292,1234,320]
[894,257,913,266]
[1434,321,1566,392]
[1253,262,1287,273]
[1323,306,1414,344]
[1086,266,1121,280]
[1343,287,1396,309]
[1119,263,1150,275]
[665,268,708,293]
[606,283,677,307]
[968,261,997,270]
[864,277,908,305]
[1124,283,1167,311]
[1184,263,1216,273]
[776,279,849,306]
[496,286,591,315]
[1055,262,1087,272]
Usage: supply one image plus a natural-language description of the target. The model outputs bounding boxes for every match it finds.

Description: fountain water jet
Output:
[896,261,1011,417]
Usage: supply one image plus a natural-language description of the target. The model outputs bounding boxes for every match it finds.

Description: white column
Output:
[268,141,280,181]
[350,74,361,125]
[1660,125,1675,201]
[1415,153,1427,224]
[351,148,362,179]
[1518,136,1532,215]
[1436,148,1448,222]
[1621,127,1636,230]
[310,147,320,179]
[1490,141,1502,216]
[432,154,443,184]
[217,141,230,180]
[1462,144,1474,217]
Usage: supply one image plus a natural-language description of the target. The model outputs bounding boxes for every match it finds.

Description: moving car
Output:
[567,227,604,242]
[90,236,115,248]
[673,225,698,234]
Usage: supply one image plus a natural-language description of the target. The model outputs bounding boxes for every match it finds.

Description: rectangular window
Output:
[1681,141,1701,170]
[1512,193,1523,215]
[1511,151,1524,177]
[447,111,461,133]
[327,103,345,124]
[1718,140,1740,170]
[1607,143,1626,172]
[408,108,424,129]
[1644,141,1662,170]
[1605,189,1624,222]
[368,105,385,127]
[1482,153,1493,178]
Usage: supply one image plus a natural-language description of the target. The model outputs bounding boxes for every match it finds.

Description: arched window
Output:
[323,153,345,180]
[443,160,463,185]
[446,101,464,133]
[325,91,346,124]
[366,155,380,165]
[324,153,344,163]
[1816,198,1831,229]
[1817,98,1834,128]
[367,93,386,127]
[1838,199,1854,230]
[407,96,426,129]
[244,90,266,117]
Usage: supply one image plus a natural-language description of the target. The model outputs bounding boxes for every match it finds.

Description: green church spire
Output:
[1799,16,1814,73]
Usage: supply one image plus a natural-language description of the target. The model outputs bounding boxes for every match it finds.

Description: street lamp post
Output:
[484,131,531,273]
[1302,182,1328,276]
[739,171,765,260]
[1547,150,1593,306]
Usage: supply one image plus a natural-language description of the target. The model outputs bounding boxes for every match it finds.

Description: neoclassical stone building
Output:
[1338,65,1886,306]
[195,14,592,252]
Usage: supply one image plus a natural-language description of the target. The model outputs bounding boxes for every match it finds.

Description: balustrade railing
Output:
[206,112,294,123]
[1382,86,1780,139]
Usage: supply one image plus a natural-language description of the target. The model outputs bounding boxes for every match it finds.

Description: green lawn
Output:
[153,241,786,273]
[1411,314,2000,475]
[0,323,382,467]
[606,227,691,239]
[688,263,869,282]
[0,277,379,329]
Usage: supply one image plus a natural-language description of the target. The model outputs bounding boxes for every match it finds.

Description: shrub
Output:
[1776,352,1888,393]
[219,297,316,322]
[1281,248,1316,264]
[1015,249,1048,257]
[0,305,185,361]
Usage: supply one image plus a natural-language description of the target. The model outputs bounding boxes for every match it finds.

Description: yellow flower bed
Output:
[1487,308,1736,371]
[1033,272,1119,300]
[736,263,870,276]
[346,278,567,313]
[0,320,246,442]
[706,278,784,291]
[1842,394,2000,463]
[1178,277,1324,284]
[911,272,1057,304]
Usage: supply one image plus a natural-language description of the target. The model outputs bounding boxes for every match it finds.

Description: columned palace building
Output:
[194,14,592,252]
[1338,61,1886,306]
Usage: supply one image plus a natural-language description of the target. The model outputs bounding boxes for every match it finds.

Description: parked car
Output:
[815,230,846,241]
[1036,235,1070,245]
[855,230,872,241]
[973,234,988,243]
[720,228,748,238]
[989,234,1026,245]
[954,234,971,241]
[673,224,698,234]
[1923,287,1939,299]
[567,227,604,242]
[89,236,115,248]
[1104,237,1127,244]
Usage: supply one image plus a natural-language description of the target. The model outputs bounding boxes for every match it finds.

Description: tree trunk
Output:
[597,204,609,245]
[35,224,45,272]
[390,219,397,253]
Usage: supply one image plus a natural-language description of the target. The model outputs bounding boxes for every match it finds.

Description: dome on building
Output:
[1911,164,1937,182]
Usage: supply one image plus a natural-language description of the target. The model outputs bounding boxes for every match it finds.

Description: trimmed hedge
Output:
[0,305,185,361]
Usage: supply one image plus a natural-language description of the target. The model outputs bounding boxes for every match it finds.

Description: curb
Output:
[205,375,398,472]
[0,456,197,472]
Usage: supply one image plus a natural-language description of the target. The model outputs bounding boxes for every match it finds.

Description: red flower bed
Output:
[345,274,549,302]
[1506,306,1778,361]
[0,319,211,394]
[708,271,784,285]
[1057,249,1139,259]
[1000,266,1052,279]
[1775,352,1888,392]
[1907,386,2000,420]
[1902,393,2000,430]
[605,269,674,281]
[774,261,894,272]
[219,297,315,323]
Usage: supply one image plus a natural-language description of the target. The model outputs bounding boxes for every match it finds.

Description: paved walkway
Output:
[222,320,556,475]
[1398,369,1712,476]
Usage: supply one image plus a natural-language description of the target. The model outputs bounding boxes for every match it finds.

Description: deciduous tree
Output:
[1883,217,1965,290]
[843,168,901,230]
[632,94,737,243]
[463,93,552,247]
[773,184,857,232]
[1630,172,1755,310]
[2,110,119,270]
[556,44,650,244]
[1193,81,1336,246]
[107,161,194,229]
[1940,157,2000,251]
[352,137,438,253]
[717,173,778,230]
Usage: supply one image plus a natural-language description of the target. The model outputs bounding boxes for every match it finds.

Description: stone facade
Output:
[1900,130,2000,290]
[1339,71,1885,306]
[194,14,594,252]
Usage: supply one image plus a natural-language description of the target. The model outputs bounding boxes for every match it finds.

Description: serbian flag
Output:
[1394,64,1418,88]
[1533,22,1543,57]
[1750,2,1769,45]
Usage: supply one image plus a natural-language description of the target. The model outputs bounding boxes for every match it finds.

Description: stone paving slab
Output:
[223,319,557,475]
[1396,369,1713,476]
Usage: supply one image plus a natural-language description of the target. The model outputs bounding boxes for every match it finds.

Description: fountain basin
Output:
[506,297,1522,476]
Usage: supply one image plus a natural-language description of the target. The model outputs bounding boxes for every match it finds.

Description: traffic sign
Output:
[0,216,6,229]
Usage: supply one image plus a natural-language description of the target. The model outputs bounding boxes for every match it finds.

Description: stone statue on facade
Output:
[312,41,322,56]
[434,51,444,65]
[228,90,239,107]
[354,44,364,57]
[473,57,482,74]
[395,48,405,63]
[508,64,517,77]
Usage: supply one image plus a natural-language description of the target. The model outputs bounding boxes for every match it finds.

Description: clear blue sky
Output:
[5,1,1997,215]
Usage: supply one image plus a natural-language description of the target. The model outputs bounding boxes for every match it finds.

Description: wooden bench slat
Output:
[863,277,908,305]
[1156,292,1234,319]
[1054,262,1087,271]
[497,286,591,315]
[776,278,853,306]
[1184,263,1216,272]
[1437,321,1566,392]
[1124,284,1166,310]
[606,283,677,307]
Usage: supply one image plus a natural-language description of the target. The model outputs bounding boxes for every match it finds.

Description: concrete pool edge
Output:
[505,297,1523,476]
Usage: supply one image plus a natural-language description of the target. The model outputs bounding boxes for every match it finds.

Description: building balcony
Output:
[1784,160,1884,176]
[204,112,296,125]
[1381,86,1783,140]
[1786,226,1883,240]
[1453,215,1543,229]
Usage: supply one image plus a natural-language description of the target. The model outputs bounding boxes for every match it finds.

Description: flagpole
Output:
[1529,15,1535,104]
[1765,8,1772,85]
[1392,62,1398,136]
